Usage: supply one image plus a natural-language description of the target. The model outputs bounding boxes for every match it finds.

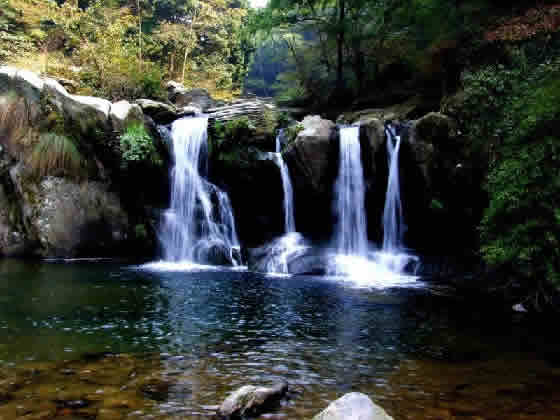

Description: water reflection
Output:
[1,259,560,419]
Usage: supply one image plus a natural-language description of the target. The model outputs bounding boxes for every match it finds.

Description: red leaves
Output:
[485,5,560,42]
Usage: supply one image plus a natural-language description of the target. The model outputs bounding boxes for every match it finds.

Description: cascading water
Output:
[158,116,240,266]
[261,129,307,275]
[328,124,418,287]
[334,126,368,256]
[375,123,419,275]
[272,129,295,233]
[382,124,404,252]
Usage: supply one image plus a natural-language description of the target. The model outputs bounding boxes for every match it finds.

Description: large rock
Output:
[284,115,338,240]
[167,82,216,111]
[0,155,29,256]
[0,67,166,258]
[313,393,393,420]
[109,100,144,133]
[42,78,112,135]
[217,382,288,419]
[338,96,425,125]
[135,98,195,124]
[285,115,336,194]
[409,112,457,187]
[10,165,128,257]
[135,99,179,124]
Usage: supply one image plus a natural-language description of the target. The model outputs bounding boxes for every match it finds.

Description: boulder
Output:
[412,112,456,147]
[358,118,385,181]
[167,82,216,111]
[109,100,144,133]
[42,78,112,134]
[409,112,456,186]
[217,382,288,419]
[285,115,336,194]
[284,115,338,241]
[338,96,425,125]
[135,99,179,124]
[0,173,29,257]
[313,393,393,420]
[10,165,128,257]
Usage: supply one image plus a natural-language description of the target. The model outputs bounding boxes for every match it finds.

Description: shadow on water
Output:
[1,259,560,418]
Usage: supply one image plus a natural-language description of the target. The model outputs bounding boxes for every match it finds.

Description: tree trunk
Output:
[137,0,142,71]
[352,40,364,94]
[336,0,346,93]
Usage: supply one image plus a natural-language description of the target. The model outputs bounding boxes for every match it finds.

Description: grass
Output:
[27,133,84,179]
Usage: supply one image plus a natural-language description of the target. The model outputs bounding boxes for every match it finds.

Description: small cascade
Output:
[334,126,368,256]
[327,123,419,286]
[159,116,240,266]
[382,124,405,252]
[258,129,306,275]
[272,129,296,233]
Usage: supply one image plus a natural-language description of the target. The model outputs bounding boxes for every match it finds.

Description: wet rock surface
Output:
[313,393,393,420]
[216,382,288,419]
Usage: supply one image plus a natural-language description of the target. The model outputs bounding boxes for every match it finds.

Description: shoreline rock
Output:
[216,382,289,419]
[313,393,393,420]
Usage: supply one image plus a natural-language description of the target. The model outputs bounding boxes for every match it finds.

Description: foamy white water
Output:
[159,117,240,266]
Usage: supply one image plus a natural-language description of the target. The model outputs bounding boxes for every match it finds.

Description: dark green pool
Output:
[1,259,559,419]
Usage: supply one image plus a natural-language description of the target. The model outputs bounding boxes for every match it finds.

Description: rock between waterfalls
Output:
[313,393,393,420]
[216,382,288,419]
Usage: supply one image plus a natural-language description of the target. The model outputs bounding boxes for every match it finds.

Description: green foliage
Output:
[284,122,303,146]
[28,133,84,179]
[463,38,560,294]
[213,116,255,145]
[119,122,161,166]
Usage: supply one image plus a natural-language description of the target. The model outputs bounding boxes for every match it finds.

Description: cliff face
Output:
[0,67,168,257]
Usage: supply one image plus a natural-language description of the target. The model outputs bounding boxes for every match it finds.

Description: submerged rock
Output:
[217,382,288,419]
[313,393,393,420]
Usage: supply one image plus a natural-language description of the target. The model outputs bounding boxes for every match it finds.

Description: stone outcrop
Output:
[313,393,393,420]
[207,98,277,130]
[285,115,336,195]
[0,66,163,257]
[10,165,128,257]
[217,382,288,419]
[166,82,216,110]
[109,100,144,133]
[409,112,458,189]
[0,153,29,257]
[135,99,195,125]
[283,115,338,240]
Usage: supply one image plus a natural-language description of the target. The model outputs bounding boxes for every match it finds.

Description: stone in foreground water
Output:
[313,392,393,420]
[217,382,288,419]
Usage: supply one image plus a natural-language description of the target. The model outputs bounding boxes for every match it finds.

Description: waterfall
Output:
[159,116,240,265]
[272,129,295,233]
[334,126,368,256]
[382,124,404,253]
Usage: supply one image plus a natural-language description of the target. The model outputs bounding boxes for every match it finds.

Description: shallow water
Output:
[1,259,560,419]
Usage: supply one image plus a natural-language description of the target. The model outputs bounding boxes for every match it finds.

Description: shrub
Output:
[461,37,560,304]
[27,133,84,179]
[119,122,161,166]
[213,116,256,146]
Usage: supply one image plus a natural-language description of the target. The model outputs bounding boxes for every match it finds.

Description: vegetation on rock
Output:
[119,122,161,166]
[28,133,84,179]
